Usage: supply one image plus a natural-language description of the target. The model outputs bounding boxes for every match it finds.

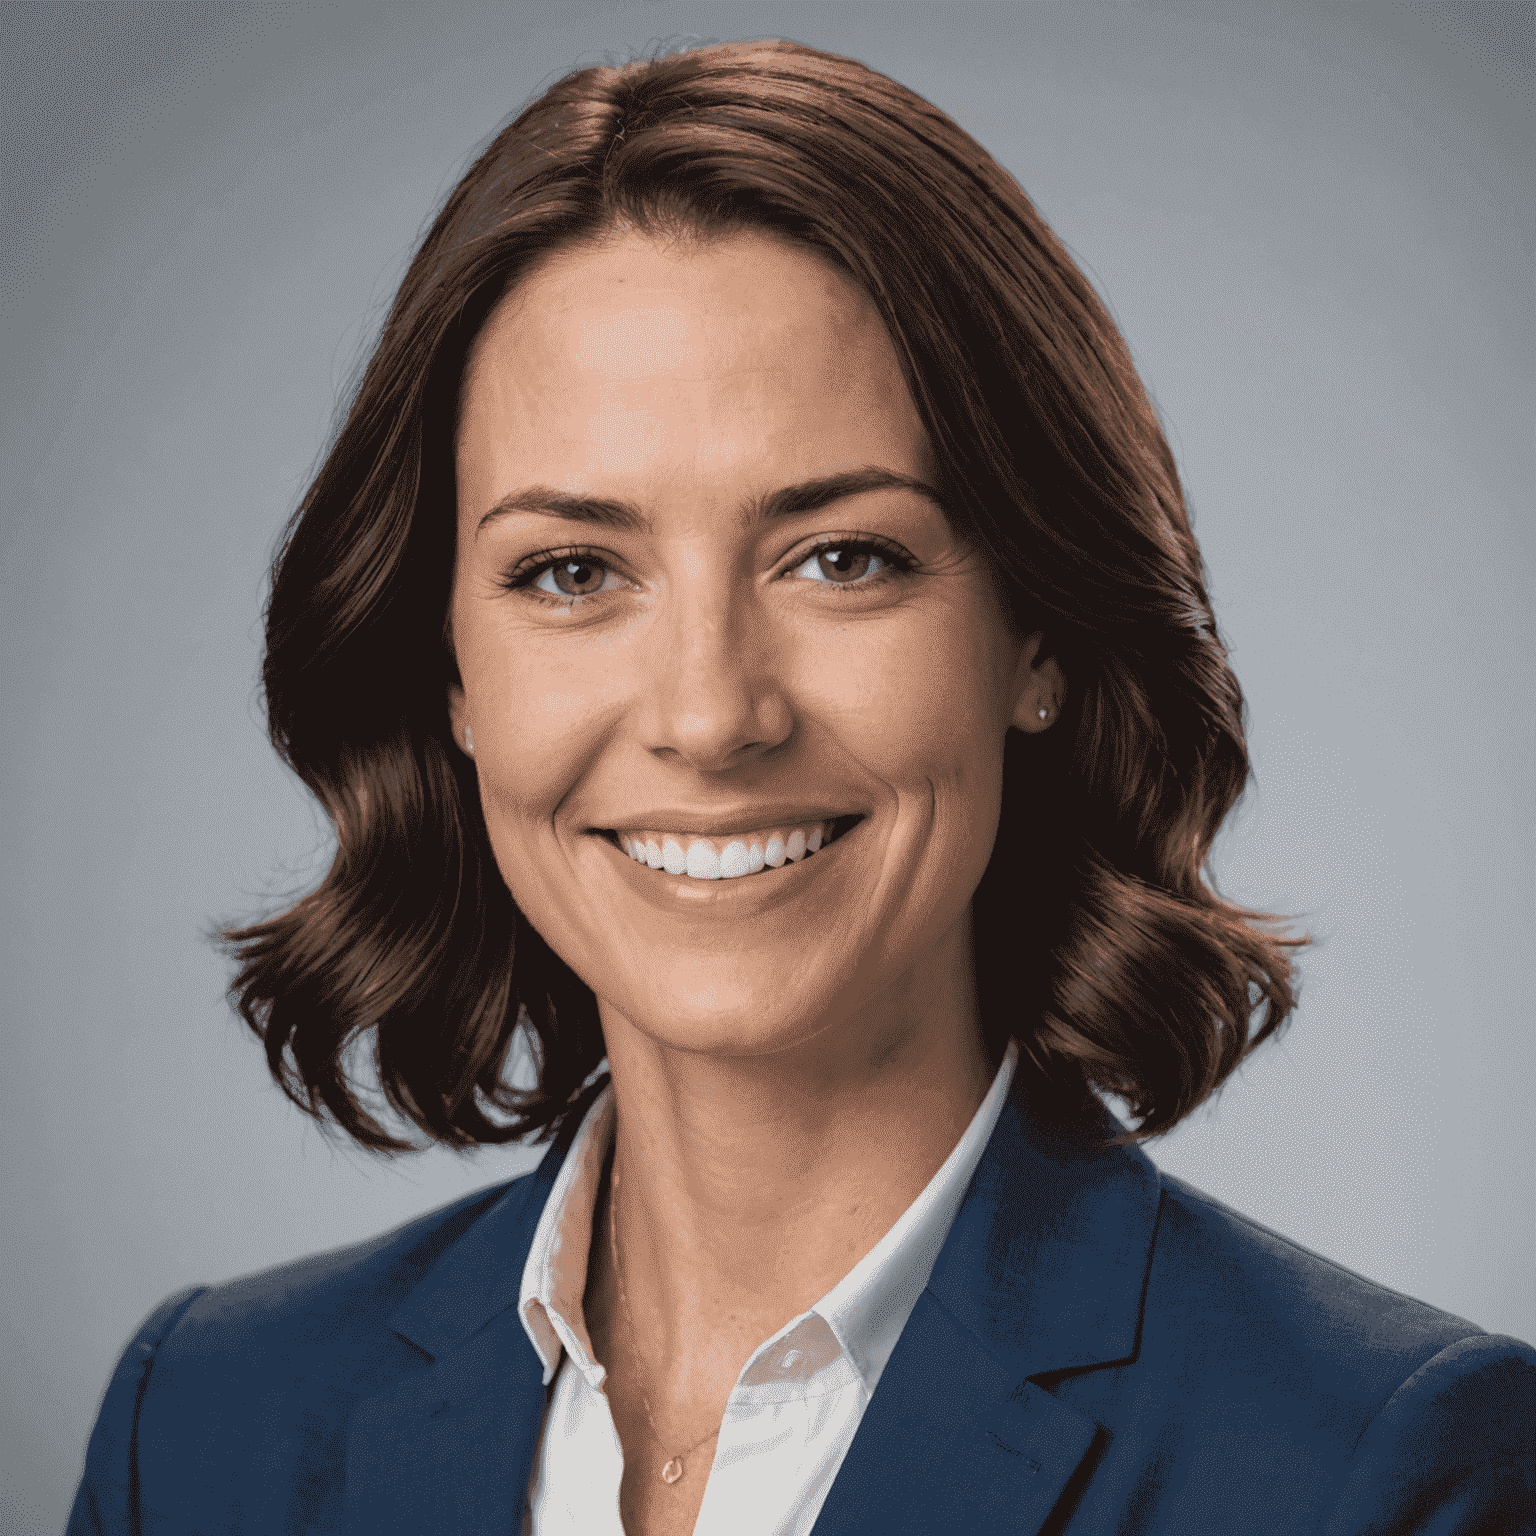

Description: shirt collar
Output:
[518,1086,616,1388]
[814,1039,1016,1393]
[517,1042,1018,1395]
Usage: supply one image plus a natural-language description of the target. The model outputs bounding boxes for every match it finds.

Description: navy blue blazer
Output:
[68,1072,1535,1535]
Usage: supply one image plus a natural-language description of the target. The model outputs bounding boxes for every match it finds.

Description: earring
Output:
[464,727,474,754]
[1037,706,1049,722]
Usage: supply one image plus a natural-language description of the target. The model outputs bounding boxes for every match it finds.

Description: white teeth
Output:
[685,840,721,879]
[617,819,847,881]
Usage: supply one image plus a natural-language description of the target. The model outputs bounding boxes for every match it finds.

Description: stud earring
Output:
[1037,706,1049,722]
[464,727,474,754]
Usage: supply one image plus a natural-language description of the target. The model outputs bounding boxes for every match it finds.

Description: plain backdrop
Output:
[3,2,1532,1530]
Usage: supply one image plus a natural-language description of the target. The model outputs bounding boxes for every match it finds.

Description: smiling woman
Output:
[447,229,1052,1092]
[67,37,1533,1536]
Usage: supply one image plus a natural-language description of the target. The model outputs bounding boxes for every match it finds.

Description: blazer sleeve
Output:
[64,1286,208,1536]
[1319,1333,1536,1535]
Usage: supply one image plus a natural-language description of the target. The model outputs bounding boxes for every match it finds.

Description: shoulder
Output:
[66,1164,548,1535]
[139,1161,540,1394]
[1012,1155,1535,1529]
[1148,1171,1536,1401]
[1132,1172,1535,1523]
[1149,1171,1491,1380]
[177,1169,534,1329]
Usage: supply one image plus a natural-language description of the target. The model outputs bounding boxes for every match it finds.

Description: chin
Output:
[604,964,864,1059]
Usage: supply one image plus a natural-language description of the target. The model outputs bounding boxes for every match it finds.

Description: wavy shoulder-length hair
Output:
[219,38,1307,1153]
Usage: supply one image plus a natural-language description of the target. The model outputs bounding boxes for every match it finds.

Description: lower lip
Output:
[591,819,864,915]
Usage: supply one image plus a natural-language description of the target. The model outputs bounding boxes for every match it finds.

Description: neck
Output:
[593,909,995,1364]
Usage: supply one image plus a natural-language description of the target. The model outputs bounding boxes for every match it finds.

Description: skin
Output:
[447,227,1064,1536]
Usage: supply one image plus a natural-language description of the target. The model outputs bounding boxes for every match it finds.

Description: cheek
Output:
[475,699,578,826]
[462,646,587,840]
[826,609,1008,784]
[460,589,623,796]
[866,611,1014,900]
[472,752,542,906]
[473,737,585,948]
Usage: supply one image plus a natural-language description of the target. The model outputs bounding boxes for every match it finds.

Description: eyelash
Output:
[499,535,918,608]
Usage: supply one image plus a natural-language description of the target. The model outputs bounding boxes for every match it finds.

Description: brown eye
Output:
[550,558,607,596]
[501,547,629,606]
[817,547,873,583]
[786,537,911,591]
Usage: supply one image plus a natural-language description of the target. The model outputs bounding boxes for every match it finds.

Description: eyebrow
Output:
[474,466,944,539]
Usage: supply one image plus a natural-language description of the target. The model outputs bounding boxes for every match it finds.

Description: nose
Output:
[635,579,794,773]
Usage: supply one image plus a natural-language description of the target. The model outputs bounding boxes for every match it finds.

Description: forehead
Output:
[456,228,933,500]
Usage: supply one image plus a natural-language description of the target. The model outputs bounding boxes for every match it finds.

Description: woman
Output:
[67,38,1532,1536]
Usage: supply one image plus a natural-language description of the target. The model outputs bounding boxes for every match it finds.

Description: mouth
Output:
[595,813,866,883]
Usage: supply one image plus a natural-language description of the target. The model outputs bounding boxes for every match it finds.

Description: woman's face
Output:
[449,228,1060,1061]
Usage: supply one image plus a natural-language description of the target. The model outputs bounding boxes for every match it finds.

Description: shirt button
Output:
[779,1349,804,1371]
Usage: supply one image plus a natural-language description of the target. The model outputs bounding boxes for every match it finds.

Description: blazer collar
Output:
[341,1084,598,1536]
[808,1070,1162,1536]
[382,1062,1161,1373]
[342,1069,1161,1536]
[383,1076,605,1360]
[928,1067,1162,1379]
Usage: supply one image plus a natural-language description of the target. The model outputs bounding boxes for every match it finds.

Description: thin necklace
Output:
[607,1156,721,1486]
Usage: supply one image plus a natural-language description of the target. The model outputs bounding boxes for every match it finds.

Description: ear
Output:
[446,682,473,756]
[1008,631,1068,734]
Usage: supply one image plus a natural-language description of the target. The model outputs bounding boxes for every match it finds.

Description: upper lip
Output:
[596,806,867,836]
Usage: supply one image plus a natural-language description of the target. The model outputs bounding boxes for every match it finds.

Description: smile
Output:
[604,815,864,882]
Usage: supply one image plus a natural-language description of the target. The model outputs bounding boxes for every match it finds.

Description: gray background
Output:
[4,2,1532,1529]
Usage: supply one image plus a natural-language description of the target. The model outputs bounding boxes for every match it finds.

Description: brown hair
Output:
[217,38,1308,1152]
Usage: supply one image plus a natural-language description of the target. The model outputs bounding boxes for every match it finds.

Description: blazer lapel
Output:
[810,1289,1101,1534]
[336,1074,1159,1536]
[812,1077,1162,1536]
[340,1090,598,1536]
[340,1302,547,1536]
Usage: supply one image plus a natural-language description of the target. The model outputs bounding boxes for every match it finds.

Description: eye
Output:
[786,537,913,589]
[535,556,619,600]
[501,549,630,606]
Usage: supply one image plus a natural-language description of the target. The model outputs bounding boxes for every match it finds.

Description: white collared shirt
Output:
[517,1040,1017,1536]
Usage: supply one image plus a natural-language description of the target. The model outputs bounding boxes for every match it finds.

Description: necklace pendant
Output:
[660,1456,685,1484]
